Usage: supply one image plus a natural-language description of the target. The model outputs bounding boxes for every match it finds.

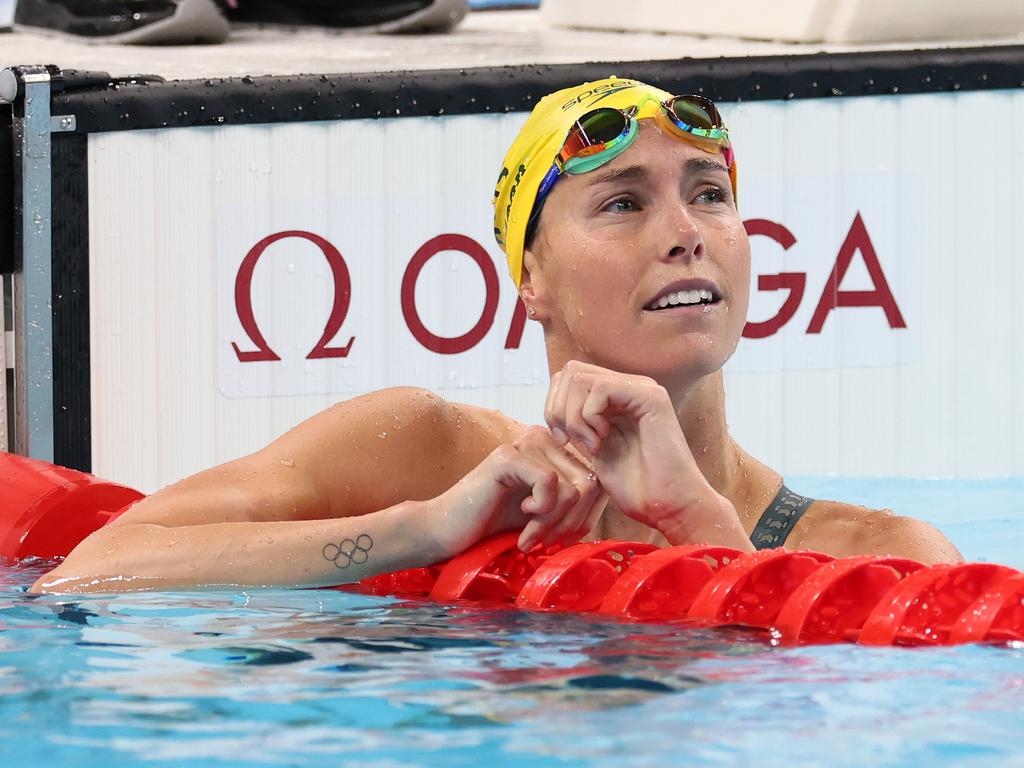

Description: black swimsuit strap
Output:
[749,483,815,550]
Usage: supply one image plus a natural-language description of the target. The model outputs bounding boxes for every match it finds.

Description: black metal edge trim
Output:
[51,44,1024,134]
[0,103,13,273]
[51,133,91,472]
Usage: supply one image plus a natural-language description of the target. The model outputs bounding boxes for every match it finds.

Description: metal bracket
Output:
[0,65,71,462]
[51,114,76,132]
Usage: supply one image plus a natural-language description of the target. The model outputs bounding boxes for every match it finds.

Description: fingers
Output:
[518,518,548,553]
[535,442,603,546]
[544,371,569,445]
[511,429,606,551]
[506,453,561,518]
[546,363,619,455]
[516,462,580,551]
[578,381,613,444]
[564,378,606,454]
[547,366,598,452]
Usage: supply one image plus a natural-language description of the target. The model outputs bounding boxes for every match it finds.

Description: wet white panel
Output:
[725,90,1022,479]
[91,113,550,493]
[89,89,1024,492]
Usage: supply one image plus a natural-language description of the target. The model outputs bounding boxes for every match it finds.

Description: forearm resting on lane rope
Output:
[31,500,447,594]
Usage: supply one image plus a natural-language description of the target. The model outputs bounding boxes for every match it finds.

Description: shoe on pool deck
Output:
[14,0,229,43]
[222,0,468,33]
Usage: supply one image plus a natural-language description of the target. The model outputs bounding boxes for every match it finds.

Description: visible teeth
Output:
[648,288,718,310]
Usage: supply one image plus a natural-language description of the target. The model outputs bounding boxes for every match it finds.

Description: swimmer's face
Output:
[522,121,750,383]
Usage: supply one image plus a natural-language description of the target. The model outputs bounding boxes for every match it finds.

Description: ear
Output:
[519,247,552,321]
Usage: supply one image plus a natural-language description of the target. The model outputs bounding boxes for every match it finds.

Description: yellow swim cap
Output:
[492,77,735,287]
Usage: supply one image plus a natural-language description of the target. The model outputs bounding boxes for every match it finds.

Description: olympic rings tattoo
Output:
[322,534,374,569]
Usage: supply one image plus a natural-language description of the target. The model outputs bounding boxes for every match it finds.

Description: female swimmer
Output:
[33,78,961,593]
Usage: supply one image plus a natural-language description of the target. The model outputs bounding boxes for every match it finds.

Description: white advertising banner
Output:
[215,203,547,399]
[88,90,1024,489]
[213,108,919,399]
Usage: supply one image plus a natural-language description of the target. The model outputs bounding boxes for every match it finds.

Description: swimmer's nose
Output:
[661,205,704,263]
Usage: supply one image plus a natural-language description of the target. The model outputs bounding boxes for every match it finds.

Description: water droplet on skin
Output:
[279,457,295,467]
[378,432,388,439]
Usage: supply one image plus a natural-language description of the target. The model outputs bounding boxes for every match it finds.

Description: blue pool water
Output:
[2,478,1023,768]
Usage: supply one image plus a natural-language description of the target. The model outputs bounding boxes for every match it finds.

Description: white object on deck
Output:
[542,0,1024,43]
[1,9,1021,82]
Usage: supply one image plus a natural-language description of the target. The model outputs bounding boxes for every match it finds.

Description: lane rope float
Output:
[3,452,1021,646]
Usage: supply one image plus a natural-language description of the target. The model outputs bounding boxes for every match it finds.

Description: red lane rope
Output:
[353,534,1024,647]
[3,453,1021,646]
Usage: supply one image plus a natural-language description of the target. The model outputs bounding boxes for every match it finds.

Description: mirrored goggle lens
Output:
[666,95,723,131]
[560,108,630,161]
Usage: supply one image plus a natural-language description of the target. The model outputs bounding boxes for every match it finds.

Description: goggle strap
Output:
[535,164,560,202]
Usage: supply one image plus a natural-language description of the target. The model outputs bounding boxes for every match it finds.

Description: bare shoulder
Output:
[289,386,518,444]
[274,386,526,514]
[112,386,527,528]
[787,500,963,565]
[302,386,525,461]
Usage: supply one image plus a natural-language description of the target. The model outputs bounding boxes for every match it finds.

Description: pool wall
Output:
[2,49,1023,491]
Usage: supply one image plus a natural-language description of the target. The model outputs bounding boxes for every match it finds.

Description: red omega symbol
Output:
[231,230,355,362]
[400,233,501,355]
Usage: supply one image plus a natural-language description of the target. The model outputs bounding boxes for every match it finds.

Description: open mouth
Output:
[644,287,721,311]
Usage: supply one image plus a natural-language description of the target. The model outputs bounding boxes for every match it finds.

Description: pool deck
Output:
[2,9,1023,82]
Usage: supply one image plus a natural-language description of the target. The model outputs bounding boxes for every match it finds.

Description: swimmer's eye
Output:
[603,197,639,213]
[696,186,728,204]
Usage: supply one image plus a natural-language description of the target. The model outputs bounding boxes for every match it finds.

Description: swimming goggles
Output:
[528,94,735,232]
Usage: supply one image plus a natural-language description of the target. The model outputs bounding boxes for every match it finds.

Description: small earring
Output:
[528,306,537,318]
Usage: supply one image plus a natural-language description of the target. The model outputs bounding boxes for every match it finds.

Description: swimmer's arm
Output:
[30,500,450,594]
[32,388,522,594]
[791,504,964,565]
[103,386,519,530]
